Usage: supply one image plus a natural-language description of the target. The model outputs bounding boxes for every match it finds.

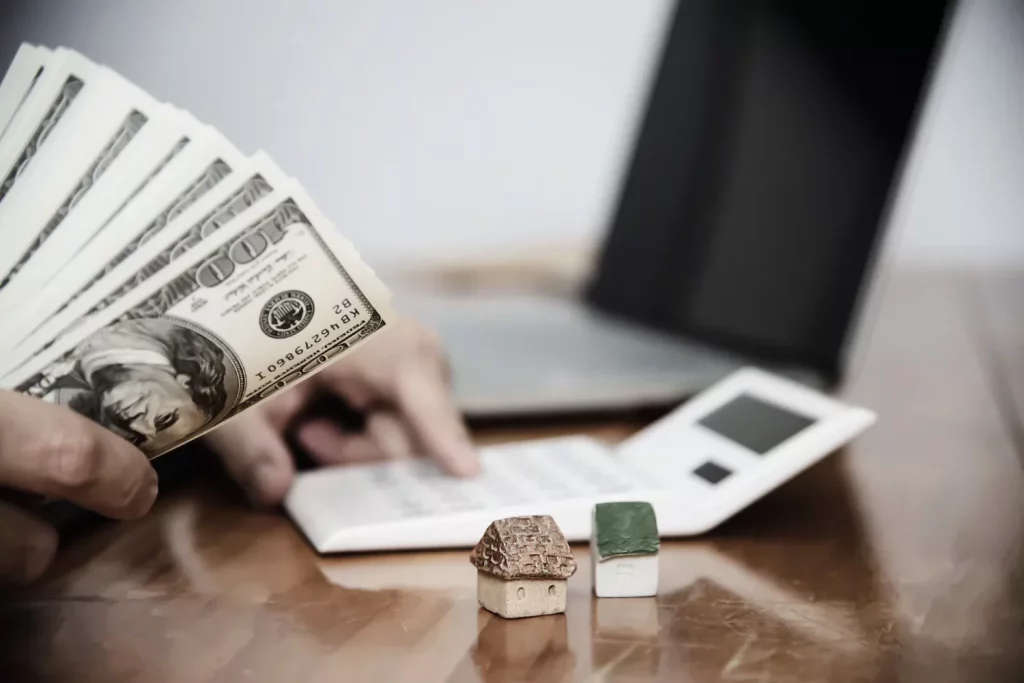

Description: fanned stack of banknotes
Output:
[0,44,393,459]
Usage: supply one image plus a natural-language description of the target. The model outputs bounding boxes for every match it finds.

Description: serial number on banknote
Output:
[254,297,362,382]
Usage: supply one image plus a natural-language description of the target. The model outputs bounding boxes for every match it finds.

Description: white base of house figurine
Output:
[477,573,568,619]
[590,501,660,598]
[591,553,658,598]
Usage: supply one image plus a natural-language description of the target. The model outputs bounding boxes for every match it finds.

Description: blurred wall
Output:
[0,0,673,267]
[887,0,1024,267]
[0,0,1021,268]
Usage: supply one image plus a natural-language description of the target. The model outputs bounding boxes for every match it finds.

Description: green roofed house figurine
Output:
[590,502,660,598]
[470,515,577,619]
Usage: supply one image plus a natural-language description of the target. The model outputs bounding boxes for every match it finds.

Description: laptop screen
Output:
[586,0,953,382]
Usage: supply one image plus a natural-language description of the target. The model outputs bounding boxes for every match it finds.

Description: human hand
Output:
[0,391,158,587]
[203,317,479,506]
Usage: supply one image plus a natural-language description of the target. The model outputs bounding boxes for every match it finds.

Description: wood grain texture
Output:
[2,266,1022,683]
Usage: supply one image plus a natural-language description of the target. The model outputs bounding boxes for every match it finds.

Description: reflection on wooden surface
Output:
[465,612,574,683]
[0,267,1022,682]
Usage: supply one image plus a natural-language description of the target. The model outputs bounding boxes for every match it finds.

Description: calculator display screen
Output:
[697,394,815,454]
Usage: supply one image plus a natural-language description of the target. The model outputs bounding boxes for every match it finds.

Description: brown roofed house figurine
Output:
[469,515,577,619]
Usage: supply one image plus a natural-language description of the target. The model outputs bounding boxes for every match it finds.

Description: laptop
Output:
[400,0,954,417]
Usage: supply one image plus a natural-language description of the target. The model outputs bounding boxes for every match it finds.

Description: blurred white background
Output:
[0,0,1021,269]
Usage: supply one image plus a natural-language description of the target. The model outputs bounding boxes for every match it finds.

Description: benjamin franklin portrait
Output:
[37,318,231,454]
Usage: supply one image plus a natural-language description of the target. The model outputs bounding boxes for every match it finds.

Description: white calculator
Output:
[284,367,876,553]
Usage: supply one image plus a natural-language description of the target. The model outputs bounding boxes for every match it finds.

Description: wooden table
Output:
[1,266,1022,682]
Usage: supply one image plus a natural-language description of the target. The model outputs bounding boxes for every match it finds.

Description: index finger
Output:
[0,391,158,519]
[392,369,480,477]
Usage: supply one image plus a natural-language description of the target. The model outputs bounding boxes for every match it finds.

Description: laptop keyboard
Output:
[397,291,746,404]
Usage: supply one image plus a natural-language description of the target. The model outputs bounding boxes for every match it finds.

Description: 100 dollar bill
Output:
[3,183,392,459]
[0,151,281,376]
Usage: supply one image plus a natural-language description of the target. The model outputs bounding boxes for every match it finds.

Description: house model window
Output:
[590,501,660,598]
[470,515,577,619]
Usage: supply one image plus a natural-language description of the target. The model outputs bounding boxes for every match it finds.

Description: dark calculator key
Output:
[693,460,732,485]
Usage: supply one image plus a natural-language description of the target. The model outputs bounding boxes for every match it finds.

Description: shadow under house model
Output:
[470,515,577,619]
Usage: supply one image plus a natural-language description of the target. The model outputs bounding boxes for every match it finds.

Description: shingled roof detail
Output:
[470,515,577,580]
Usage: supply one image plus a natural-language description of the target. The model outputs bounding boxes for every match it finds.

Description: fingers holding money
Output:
[0,46,407,525]
[0,390,158,520]
[0,390,158,588]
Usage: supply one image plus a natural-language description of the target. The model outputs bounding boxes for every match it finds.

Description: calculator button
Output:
[692,460,732,485]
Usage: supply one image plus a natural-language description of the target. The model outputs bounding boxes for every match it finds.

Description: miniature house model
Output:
[470,515,577,619]
[590,501,660,598]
